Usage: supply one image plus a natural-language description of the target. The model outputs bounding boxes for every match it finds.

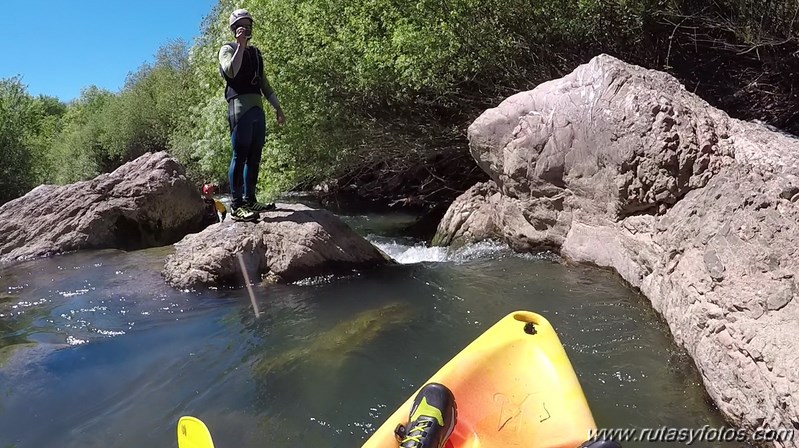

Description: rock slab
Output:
[163,203,391,287]
[0,152,206,263]
[435,54,799,444]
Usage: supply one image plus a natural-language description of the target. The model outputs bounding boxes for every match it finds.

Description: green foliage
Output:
[3,0,796,205]
[48,86,115,183]
[103,40,193,163]
[0,77,37,202]
[45,40,196,185]
[174,0,794,198]
[175,0,676,197]
[0,78,67,203]
[25,95,67,183]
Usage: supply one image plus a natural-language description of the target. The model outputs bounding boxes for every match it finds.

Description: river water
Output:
[0,211,731,448]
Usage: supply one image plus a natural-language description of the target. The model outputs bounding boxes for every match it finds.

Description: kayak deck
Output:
[362,311,596,448]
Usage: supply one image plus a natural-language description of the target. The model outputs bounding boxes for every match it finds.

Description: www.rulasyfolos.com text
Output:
[590,426,795,444]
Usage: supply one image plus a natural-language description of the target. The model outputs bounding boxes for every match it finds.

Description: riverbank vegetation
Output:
[1,0,796,206]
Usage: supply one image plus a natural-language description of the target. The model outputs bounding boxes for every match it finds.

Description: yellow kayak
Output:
[177,416,215,448]
[362,311,596,448]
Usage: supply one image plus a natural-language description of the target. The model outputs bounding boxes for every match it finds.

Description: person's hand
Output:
[236,27,248,46]
[277,112,286,126]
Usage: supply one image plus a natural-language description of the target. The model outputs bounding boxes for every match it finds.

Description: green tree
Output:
[13,0,796,204]
[101,40,194,166]
[48,86,115,184]
[173,0,668,199]
[0,78,66,203]
[0,77,37,203]
[27,94,67,184]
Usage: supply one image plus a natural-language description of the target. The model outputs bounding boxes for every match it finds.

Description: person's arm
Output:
[261,75,285,124]
[218,45,244,78]
[218,29,250,78]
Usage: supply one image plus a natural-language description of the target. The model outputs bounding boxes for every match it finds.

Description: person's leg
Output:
[228,130,245,209]
[228,103,244,209]
[243,107,266,205]
[230,107,255,209]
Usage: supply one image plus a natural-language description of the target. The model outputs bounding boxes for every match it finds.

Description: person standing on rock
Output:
[218,8,285,222]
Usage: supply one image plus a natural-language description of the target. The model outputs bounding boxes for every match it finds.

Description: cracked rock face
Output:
[435,54,799,444]
[162,203,392,288]
[0,152,206,263]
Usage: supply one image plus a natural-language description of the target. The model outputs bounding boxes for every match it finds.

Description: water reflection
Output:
[0,231,731,448]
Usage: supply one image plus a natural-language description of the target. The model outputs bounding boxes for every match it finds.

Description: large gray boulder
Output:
[435,54,799,444]
[0,152,206,263]
[163,203,391,288]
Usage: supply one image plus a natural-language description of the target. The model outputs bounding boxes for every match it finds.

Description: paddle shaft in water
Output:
[237,252,261,318]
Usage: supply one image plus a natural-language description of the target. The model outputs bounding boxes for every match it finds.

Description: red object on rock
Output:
[202,184,217,196]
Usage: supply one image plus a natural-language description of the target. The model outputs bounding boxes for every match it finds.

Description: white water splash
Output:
[59,288,92,298]
[373,240,448,263]
[10,298,49,309]
[450,241,517,261]
[95,329,126,337]
[66,336,88,346]
[293,274,338,286]
[369,237,546,265]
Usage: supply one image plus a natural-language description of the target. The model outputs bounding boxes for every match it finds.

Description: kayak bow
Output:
[177,416,215,448]
[362,311,597,448]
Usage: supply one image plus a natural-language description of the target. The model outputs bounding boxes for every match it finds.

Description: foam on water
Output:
[66,336,88,346]
[368,237,547,265]
[372,239,448,263]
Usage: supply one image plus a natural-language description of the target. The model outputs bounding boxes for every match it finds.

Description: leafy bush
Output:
[100,45,186,165]
[48,86,115,183]
[44,40,196,184]
[4,0,797,205]
[173,0,680,199]
[0,78,68,203]
[0,78,38,202]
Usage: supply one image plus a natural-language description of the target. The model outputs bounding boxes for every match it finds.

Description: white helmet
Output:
[228,9,254,29]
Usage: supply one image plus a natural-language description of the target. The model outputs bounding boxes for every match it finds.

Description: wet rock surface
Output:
[435,54,799,443]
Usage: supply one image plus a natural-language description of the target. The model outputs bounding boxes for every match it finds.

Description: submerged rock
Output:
[435,54,799,441]
[0,343,38,369]
[162,203,392,288]
[0,152,206,263]
[0,342,65,374]
[253,302,410,376]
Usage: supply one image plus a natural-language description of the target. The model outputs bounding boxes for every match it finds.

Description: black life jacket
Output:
[219,43,263,102]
